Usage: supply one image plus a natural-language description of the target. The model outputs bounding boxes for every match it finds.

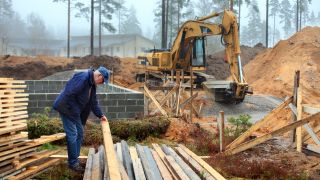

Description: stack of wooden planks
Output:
[84,140,225,180]
[0,78,65,179]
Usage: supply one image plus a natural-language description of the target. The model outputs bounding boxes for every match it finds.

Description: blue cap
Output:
[97,66,110,84]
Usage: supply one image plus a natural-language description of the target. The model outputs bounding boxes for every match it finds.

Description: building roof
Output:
[70,34,155,47]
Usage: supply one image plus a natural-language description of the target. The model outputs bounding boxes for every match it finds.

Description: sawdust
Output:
[244,26,320,104]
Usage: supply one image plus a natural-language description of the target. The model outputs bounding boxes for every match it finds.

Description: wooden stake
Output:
[296,87,302,152]
[219,111,225,152]
[291,70,300,142]
[190,67,193,123]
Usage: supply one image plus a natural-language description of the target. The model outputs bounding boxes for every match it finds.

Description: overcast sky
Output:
[12,0,320,40]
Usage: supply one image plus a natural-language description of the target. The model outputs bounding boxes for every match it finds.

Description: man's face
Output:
[94,73,104,85]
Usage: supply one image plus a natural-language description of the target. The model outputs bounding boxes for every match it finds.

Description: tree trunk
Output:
[273,14,276,46]
[296,0,299,32]
[230,0,234,11]
[67,0,70,58]
[266,0,269,48]
[99,0,102,56]
[161,0,166,48]
[90,0,94,55]
[238,0,241,39]
[165,0,169,48]
[299,0,302,30]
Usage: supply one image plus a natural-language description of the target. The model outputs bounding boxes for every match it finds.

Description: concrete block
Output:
[137,100,144,106]
[117,112,136,119]
[46,94,59,100]
[100,100,117,106]
[25,81,35,86]
[126,106,144,112]
[28,107,45,114]
[118,100,136,106]
[34,89,46,93]
[106,94,126,100]
[106,113,117,119]
[35,81,49,86]
[38,100,54,107]
[107,106,126,113]
[29,94,46,100]
[96,94,107,99]
[28,101,38,108]
[126,94,144,100]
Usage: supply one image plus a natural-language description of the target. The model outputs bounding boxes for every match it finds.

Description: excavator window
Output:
[191,38,206,67]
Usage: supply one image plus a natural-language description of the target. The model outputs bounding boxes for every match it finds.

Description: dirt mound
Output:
[0,55,122,80]
[244,26,320,104]
[73,55,121,73]
[206,44,266,80]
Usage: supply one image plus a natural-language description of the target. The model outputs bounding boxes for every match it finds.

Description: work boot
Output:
[69,163,85,173]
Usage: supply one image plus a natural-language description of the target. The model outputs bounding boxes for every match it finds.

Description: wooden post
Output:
[291,70,300,143]
[296,87,302,152]
[101,120,122,180]
[190,67,193,123]
[112,67,114,84]
[219,111,225,152]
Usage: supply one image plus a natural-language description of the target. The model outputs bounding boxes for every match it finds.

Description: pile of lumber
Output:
[0,78,65,179]
[84,141,225,180]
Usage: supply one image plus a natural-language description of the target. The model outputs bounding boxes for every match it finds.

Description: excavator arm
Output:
[139,10,251,103]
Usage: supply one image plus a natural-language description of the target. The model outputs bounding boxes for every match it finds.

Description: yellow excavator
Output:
[137,10,252,103]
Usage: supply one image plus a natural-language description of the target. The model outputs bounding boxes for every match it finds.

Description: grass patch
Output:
[27,109,170,146]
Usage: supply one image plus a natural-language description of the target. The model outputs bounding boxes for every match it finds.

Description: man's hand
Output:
[100,115,108,122]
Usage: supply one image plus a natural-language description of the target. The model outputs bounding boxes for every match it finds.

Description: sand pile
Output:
[206,44,265,80]
[244,26,320,104]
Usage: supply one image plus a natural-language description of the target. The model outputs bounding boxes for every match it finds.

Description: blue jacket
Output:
[53,69,103,125]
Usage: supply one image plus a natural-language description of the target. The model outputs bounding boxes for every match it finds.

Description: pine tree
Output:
[0,0,14,37]
[115,0,127,34]
[120,6,142,35]
[241,0,263,46]
[269,0,280,46]
[279,0,293,38]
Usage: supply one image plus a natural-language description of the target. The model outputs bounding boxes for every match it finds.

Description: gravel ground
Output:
[201,94,283,123]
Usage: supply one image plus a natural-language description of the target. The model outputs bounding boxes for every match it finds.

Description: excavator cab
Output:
[191,38,206,67]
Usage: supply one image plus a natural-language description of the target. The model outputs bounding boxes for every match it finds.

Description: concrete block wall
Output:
[26,80,144,120]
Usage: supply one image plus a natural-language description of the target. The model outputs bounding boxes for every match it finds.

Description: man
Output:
[53,66,109,172]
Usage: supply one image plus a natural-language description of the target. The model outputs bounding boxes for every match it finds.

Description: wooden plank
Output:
[92,152,102,180]
[0,124,27,136]
[219,111,225,152]
[49,155,88,159]
[118,159,130,180]
[121,140,134,180]
[303,104,320,115]
[83,148,95,180]
[116,142,123,164]
[144,85,168,117]
[175,82,182,116]
[179,144,226,180]
[151,149,173,180]
[132,158,146,180]
[151,84,179,115]
[129,146,138,160]
[0,102,28,108]
[306,144,320,154]
[101,120,121,180]
[0,133,65,161]
[175,147,215,180]
[15,149,61,169]
[0,132,28,145]
[0,111,28,118]
[162,145,200,180]
[226,96,293,150]
[0,94,29,98]
[296,87,303,152]
[0,98,29,103]
[224,112,320,155]
[0,120,27,128]
[136,144,161,180]
[0,114,28,123]
[143,146,162,179]
[179,92,198,110]
[152,143,178,180]
[0,148,36,171]
[0,85,27,89]
[165,155,190,180]
[7,158,60,180]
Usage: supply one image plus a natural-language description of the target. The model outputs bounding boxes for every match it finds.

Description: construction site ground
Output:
[1,26,320,178]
